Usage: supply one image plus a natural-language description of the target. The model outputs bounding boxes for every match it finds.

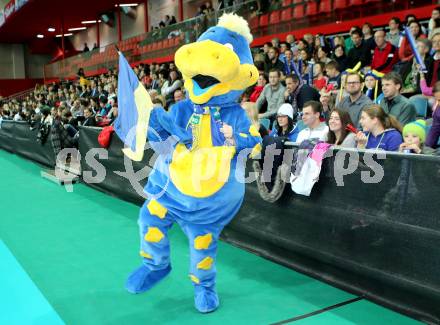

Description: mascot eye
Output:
[224,43,234,51]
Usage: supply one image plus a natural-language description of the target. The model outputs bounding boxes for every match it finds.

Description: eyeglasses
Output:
[346,81,361,85]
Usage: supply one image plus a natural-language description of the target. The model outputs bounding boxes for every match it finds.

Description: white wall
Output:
[148,0,178,29]
[0,44,25,79]
[71,3,148,50]
[25,53,51,78]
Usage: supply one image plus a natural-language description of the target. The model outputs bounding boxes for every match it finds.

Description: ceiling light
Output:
[68,27,87,31]
[117,3,138,7]
[37,34,44,38]
[48,27,55,32]
[55,33,73,38]
[82,20,97,24]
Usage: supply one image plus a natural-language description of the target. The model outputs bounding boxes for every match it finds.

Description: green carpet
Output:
[0,150,422,324]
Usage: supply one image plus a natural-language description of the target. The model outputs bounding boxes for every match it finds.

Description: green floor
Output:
[0,150,422,325]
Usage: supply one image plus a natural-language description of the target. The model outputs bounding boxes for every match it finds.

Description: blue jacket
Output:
[270,125,300,142]
[365,129,402,151]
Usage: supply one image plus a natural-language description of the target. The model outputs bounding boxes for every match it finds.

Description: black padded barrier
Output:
[0,120,55,167]
[1,124,439,324]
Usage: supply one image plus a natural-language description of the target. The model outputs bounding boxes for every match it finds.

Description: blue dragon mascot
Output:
[115,13,260,313]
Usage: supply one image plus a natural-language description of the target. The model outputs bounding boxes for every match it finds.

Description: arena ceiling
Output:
[0,0,127,43]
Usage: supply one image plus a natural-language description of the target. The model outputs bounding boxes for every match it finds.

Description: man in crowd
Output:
[386,17,401,48]
[284,74,320,115]
[257,69,285,121]
[325,61,342,90]
[380,72,416,126]
[371,29,399,73]
[339,73,373,128]
[346,28,372,69]
[296,101,329,143]
[264,47,285,74]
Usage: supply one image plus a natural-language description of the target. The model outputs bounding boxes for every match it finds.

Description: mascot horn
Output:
[115,13,260,313]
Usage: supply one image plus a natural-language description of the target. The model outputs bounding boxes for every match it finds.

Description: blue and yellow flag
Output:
[114,52,153,161]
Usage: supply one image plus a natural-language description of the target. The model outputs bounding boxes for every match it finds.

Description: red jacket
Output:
[250,85,264,102]
[371,42,399,73]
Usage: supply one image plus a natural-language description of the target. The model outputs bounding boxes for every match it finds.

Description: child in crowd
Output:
[399,120,427,154]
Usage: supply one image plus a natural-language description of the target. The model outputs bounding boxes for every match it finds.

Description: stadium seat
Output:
[282,0,292,7]
[409,96,428,118]
[319,0,331,13]
[334,0,347,9]
[250,15,259,30]
[269,11,280,24]
[349,0,363,5]
[281,8,292,22]
[293,4,304,19]
[305,1,318,16]
[259,14,269,27]
[260,118,271,130]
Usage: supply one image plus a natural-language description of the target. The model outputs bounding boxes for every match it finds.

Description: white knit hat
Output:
[277,103,294,119]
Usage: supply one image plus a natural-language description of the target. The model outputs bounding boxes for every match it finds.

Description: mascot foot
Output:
[194,285,219,313]
[125,264,171,294]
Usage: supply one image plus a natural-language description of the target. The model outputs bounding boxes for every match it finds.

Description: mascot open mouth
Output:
[192,75,221,95]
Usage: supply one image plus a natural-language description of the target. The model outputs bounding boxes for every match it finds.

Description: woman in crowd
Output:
[332,45,348,72]
[426,82,440,149]
[399,20,426,62]
[327,109,357,147]
[355,105,403,151]
[249,73,268,103]
[269,103,300,142]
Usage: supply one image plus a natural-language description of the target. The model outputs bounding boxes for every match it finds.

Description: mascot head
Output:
[175,13,258,106]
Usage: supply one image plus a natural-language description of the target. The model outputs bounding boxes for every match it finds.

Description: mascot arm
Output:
[232,110,262,153]
[147,107,192,154]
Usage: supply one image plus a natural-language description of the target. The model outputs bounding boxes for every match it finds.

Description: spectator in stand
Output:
[325,61,342,90]
[269,103,300,142]
[333,36,345,49]
[264,47,284,74]
[257,69,285,121]
[339,73,373,128]
[271,37,280,49]
[281,49,296,76]
[380,72,416,126]
[327,109,357,147]
[162,69,183,107]
[332,45,348,72]
[158,70,169,96]
[296,101,329,143]
[173,88,185,103]
[284,74,320,115]
[399,120,428,154]
[313,62,328,91]
[297,39,309,56]
[345,26,361,52]
[286,34,297,53]
[346,27,372,69]
[386,17,402,48]
[319,86,335,121]
[242,101,268,138]
[371,29,399,74]
[401,38,432,97]
[362,22,376,52]
[250,73,268,103]
[355,104,403,151]
[83,43,90,52]
[82,107,96,127]
[279,42,289,61]
[316,47,332,65]
[422,81,440,149]
[429,7,440,36]
[364,73,383,103]
[424,33,440,88]
[399,20,426,63]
